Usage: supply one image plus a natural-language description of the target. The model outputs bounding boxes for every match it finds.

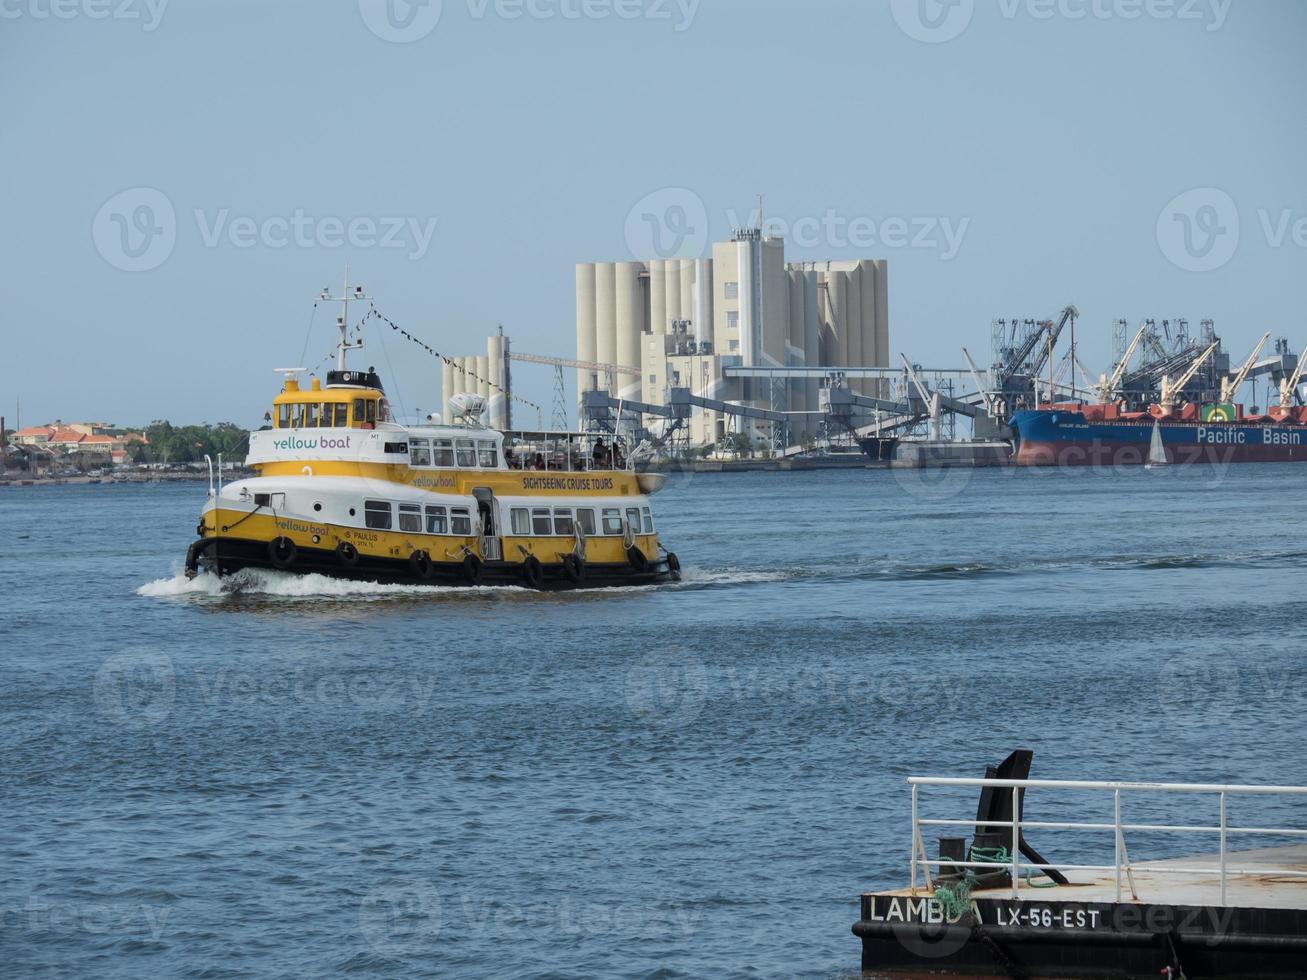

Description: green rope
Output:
[935,845,1058,917]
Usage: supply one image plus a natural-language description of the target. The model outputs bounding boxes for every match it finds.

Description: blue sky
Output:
[3,0,1305,428]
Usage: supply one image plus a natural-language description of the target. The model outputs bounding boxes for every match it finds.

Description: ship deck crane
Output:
[1279,344,1307,408]
[1159,341,1220,412]
[1221,332,1272,403]
[1098,322,1148,403]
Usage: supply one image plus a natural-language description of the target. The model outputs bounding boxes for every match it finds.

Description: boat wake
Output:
[134,566,761,602]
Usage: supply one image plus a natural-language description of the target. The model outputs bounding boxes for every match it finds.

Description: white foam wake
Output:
[136,568,467,600]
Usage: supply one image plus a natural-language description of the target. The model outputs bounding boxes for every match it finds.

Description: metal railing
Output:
[908,777,1307,905]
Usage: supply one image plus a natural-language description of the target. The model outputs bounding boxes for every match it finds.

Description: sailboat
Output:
[1145,421,1167,468]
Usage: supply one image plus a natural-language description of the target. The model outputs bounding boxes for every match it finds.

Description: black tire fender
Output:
[409,549,434,580]
[561,553,585,584]
[462,553,483,586]
[521,555,544,589]
[666,551,681,581]
[335,540,359,567]
[269,536,297,570]
[626,544,649,572]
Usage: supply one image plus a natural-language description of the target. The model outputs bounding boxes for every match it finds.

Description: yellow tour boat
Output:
[184,284,681,590]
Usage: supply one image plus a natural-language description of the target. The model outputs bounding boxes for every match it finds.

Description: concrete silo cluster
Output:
[576,230,890,446]
[439,332,509,429]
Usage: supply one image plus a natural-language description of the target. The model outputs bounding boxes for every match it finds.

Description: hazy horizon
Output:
[5,0,1306,428]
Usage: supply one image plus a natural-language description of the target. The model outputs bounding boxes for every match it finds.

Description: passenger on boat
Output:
[592,438,610,469]
[533,453,546,470]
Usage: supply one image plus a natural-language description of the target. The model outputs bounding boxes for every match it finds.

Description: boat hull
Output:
[187,536,676,590]
[1011,410,1307,466]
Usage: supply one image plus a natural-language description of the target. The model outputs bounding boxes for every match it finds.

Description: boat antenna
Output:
[320,265,369,371]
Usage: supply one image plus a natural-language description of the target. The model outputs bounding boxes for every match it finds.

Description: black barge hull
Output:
[855,894,1307,979]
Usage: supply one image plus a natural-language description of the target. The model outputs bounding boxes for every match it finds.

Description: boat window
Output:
[432,439,454,467]
[511,508,530,535]
[455,439,476,468]
[378,399,391,422]
[364,500,392,530]
[576,508,596,537]
[626,507,641,533]
[450,507,473,536]
[366,399,377,425]
[425,505,447,534]
[398,503,422,533]
[331,403,348,427]
[476,440,498,468]
[601,507,623,535]
[531,507,553,535]
[409,439,431,467]
[353,398,365,425]
[641,506,654,534]
[383,442,409,454]
[278,404,291,428]
[553,508,575,536]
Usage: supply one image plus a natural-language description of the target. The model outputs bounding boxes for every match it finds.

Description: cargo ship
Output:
[1011,402,1307,466]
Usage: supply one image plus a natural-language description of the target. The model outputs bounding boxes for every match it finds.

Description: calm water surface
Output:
[3,465,1306,978]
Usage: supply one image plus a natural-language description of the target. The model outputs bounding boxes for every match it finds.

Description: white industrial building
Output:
[576,230,889,445]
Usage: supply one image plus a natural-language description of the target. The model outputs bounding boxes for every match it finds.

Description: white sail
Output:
[1147,422,1167,466]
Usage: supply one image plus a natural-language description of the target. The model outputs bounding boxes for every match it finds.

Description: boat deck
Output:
[870,843,1307,910]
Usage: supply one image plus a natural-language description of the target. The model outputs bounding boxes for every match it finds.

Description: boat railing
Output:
[907,776,1307,905]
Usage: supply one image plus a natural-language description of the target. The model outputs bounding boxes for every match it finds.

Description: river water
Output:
[3,464,1306,978]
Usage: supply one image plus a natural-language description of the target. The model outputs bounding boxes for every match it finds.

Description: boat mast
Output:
[323,266,368,372]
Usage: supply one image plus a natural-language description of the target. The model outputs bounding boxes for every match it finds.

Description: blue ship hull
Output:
[1010,410,1307,466]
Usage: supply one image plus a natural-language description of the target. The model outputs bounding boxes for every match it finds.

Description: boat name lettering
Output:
[413,476,457,489]
[345,530,378,542]
[274,519,327,536]
[868,896,1104,929]
[521,476,615,491]
[271,435,353,451]
[1263,426,1302,446]
[1197,427,1246,445]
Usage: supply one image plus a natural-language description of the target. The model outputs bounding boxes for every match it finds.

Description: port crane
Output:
[990,305,1078,411]
[1220,332,1272,404]
[1097,321,1149,403]
[1279,344,1307,408]
[1158,341,1220,413]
